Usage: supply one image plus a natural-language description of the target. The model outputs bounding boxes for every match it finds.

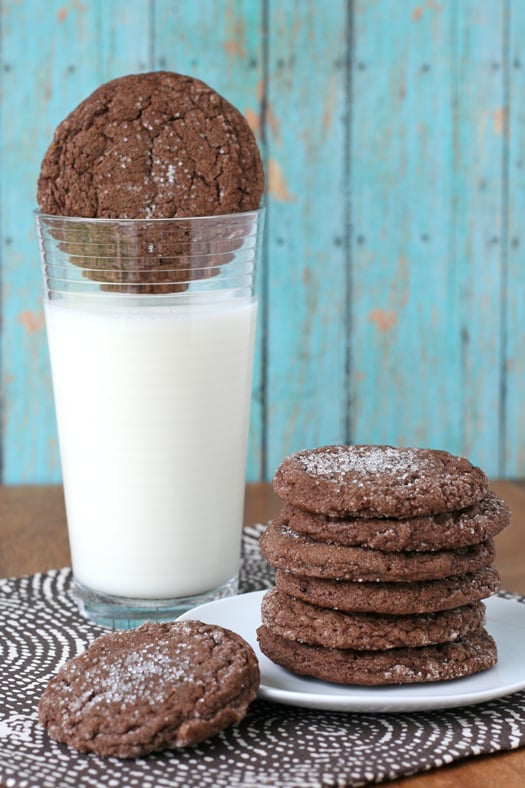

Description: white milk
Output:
[45,295,257,599]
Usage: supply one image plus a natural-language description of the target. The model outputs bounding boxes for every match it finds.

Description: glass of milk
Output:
[36,210,263,628]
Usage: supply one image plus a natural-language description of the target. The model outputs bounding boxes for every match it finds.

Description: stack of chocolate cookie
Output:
[258,445,510,685]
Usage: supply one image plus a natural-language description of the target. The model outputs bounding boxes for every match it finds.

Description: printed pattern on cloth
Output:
[1,523,525,788]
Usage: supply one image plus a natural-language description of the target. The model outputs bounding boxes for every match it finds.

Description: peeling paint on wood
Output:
[267,158,296,202]
[17,311,45,334]
[368,309,398,333]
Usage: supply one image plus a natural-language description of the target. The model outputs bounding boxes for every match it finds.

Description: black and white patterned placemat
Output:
[1,523,525,788]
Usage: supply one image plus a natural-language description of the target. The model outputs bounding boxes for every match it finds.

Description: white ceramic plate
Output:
[178,590,525,712]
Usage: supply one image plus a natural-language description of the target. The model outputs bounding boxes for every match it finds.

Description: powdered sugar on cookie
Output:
[38,620,260,757]
[273,445,489,518]
[298,445,427,482]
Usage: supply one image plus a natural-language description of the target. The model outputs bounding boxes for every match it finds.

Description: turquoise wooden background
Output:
[1,0,524,483]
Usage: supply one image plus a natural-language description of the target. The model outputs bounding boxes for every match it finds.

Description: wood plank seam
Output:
[499,0,511,476]
[260,0,270,482]
[344,0,354,446]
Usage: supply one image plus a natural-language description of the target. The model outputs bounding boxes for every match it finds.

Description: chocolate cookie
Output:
[37,71,264,219]
[257,625,497,685]
[37,72,263,294]
[273,445,489,518]
[261,589,486,650]
[260,521,495,582]
[275,566,501,614]
[279,491,509,551]
[38,620,260,758]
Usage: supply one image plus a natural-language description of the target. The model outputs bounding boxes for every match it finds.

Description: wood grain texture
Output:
[350,0,461,454]
[503,1,525,476]
[265,0,348,478]
[389,746,525,787]
[1,1,524,483]
[452,0,506,472]
[0,0,99,483]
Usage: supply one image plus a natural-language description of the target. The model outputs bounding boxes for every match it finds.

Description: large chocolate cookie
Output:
[273,445,489,518]
[257,625,497,685]
[261,589,486,650]
[260,521,495,582]
[275,566,501,615]
[279,491,509,551]
[37,71,264,219]
[38,620,260,758]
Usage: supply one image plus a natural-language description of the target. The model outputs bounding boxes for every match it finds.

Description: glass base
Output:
[74,575,239,629]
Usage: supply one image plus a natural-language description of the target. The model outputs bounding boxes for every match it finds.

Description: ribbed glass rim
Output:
[34,206,265,224]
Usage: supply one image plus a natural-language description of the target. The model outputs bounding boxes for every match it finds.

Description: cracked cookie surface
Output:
[261,588,486,650]
[275,566,501,614]
[278,490,509,551]
[260,521,496,581]
[37,71,264,218]
[38,620,260,758]
[256,625,498,685]
[273,445,489,518]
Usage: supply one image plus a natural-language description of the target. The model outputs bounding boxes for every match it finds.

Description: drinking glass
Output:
[36,209,264,628]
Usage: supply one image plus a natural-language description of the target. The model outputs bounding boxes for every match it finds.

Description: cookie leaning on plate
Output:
[38,620,259,758]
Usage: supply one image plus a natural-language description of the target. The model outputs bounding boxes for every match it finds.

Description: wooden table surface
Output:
[1,480,525,787]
